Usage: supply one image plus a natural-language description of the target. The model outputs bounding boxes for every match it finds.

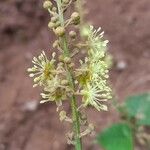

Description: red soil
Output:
[0,0,150,150]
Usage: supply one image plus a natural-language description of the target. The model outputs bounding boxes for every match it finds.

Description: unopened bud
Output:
[71,12,80,25]
[54,27,65,36]
[69,31,77,38]
[53,40,59,48]
[59,111,67,121]
[68,62,75,68]
[34,77,40,83]
[59,55,64,62]
[27,68,33,72]
[54,21,61,28]
[29,74,34,77]
[61,80,69,85]
[64,57,71,64]
[51,16,58,23]
[62,0,70,4]
[48,22,55,29]
[43,1,52,9]
[89,123,94,131]
[52,7,57,12]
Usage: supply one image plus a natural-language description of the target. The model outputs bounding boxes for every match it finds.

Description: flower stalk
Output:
[56,0,82,149]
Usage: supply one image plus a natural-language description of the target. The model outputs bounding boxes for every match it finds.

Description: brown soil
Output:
[0,0,150,150]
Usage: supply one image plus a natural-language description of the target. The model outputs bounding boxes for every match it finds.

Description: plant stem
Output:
[56,0,82,150]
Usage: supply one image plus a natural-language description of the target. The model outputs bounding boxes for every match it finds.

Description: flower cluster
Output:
[28,4,111,111]
[77,26,112,111]
[28,51,71,106]
[27,0,112,145]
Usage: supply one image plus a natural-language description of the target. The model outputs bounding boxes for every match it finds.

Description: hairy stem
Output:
[56,0,82,150]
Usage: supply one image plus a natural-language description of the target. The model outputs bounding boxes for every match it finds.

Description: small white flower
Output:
[40,75,67,104]
[88,26,109,61]
[27,51,56,86]
[81,84,108,111]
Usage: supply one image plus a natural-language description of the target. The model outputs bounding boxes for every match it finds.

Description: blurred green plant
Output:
[96,93,150,150]
[97,123,133,150]
[125,93,150,126]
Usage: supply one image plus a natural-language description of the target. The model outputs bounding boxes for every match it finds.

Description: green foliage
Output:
[96,93,150,150]
[96,123,134,150]
[124,93,150,126]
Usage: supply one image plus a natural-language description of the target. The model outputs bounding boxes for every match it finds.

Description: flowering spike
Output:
[76,25,112,111]
[27,0,112,147]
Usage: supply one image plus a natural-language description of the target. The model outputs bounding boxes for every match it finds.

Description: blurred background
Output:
[0,0,150,150]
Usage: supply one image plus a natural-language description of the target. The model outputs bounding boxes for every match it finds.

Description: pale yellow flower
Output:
[81,84,108,111]
[27,51,56,87]
[79,26,112,111]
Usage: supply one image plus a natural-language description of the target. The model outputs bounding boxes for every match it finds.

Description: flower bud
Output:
[53,40,59,48]
[29,74,34,77]
[54,27,65,37]
[59,55,64,62]
[48,22,55,29]
[59,111,67,121]
[69,31,77,38]
[62,0,70,4]
[51,16,58,23]
[54,21,61,28]
[52,7,57,12]
[34,77,40,83]
[58,62,64,67]
[64,57,71,64]
[71,12,80,25]
[61,80,69,85]
[27,68,33,72]
[68,62,75,68]
[43,1,52,9]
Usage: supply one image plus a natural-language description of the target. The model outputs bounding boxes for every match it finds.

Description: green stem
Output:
[56,1,82,150]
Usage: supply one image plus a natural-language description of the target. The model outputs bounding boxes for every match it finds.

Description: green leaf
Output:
[125,93,150,126]
[96,123,133,150]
